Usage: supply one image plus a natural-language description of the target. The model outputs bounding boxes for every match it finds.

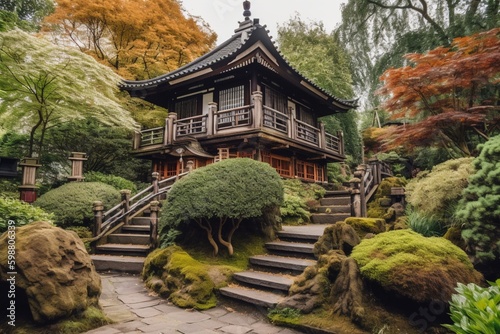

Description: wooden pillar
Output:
[18,157,41,203]
[166,113,177,145]
[349,177,362,217]
[207,102,217,135]
[120,190,131,224]
[133,131,141,150]
[93,201,104,236]
[149,201,160,248]
[152,172,159,200]
[319,122,326,149]
[252,91,263,129]
[67,152,87,182]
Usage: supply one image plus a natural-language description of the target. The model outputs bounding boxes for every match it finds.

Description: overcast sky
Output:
[181,0,346,44]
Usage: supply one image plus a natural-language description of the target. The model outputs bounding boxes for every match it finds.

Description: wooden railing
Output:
[263,106,288,133]
[140,127,164,147]
[350,159,393,217]
[133,91,347,157]
[92,172,189,248]
[216,105,252,130]
[176,115,207,137]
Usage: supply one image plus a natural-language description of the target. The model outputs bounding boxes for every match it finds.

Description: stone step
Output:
[249,255,315,272]
[130,217,151,226]
[233,271,294,292]
[265,241,314,255]
[311,213,350,224]
[325,190,350,197]
[121,225,151,234]
[219,286,284,308]
[277,224,329,241]
[316,205,351,214]
[96,243,150,257]
[91,254,145,274]
[107,234,150,245]
[320,197,351,206]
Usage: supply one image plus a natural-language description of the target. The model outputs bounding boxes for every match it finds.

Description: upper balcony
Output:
[133,91,345,158]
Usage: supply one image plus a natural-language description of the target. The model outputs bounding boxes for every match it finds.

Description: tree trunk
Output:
[217,217,234,256]
[195,219,218,256]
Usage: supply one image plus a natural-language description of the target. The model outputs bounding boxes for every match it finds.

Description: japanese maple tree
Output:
[376,28,500,157]
[43,0,216,80]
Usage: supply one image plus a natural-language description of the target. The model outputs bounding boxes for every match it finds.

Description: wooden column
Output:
[149,201,160,248]
[166,113,177,145]
[207,102,217,135]
[252,91,263,129]
[67,152,87,182]
[18,157,41,203]
[120,190,132,224]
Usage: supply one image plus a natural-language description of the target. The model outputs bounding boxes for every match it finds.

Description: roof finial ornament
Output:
[243,1,251,20]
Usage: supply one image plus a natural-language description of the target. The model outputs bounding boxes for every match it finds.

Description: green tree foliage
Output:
[277,16,362,163]
[337,0,499,110]
[406,158,475,226]
[0,29,137,141]
[160,158,284,256]
[444,280,500,334]
[34,182,120,228]
[280,179,325,225]
[0,197,53,233]
[0,0,54,31]
[456,135,500,271]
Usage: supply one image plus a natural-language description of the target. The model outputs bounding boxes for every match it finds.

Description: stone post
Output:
[67,152,87,182]
[207,102,217,135]
[252,91,263,129]
[149,201,160,248]
[186,160,194,172]
[120,190,132,224]
[18,157,41,203]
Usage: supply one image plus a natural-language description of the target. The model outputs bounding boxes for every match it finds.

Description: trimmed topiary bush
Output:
[84,172,137,193]
[160,158,284,255]
[0,197,54,233]
[351,230,483,304]
[455,135,500,279]
[33,182,120,228]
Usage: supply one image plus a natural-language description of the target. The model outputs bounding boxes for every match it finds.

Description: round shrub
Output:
[160,158,284,255]
[405,157,474,223]
[0,197,54,233]
[84,171,137,193]
[33,182,120,228]
[351,230,483,304]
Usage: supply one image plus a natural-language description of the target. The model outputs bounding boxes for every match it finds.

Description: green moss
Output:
[351,230,483,303]
[367,177,407,219]
[345,217,385,237]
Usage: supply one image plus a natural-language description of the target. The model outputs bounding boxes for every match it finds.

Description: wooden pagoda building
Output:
[120,1,357,183]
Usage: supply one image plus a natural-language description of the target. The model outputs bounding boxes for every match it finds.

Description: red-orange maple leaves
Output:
[376,28,500,156]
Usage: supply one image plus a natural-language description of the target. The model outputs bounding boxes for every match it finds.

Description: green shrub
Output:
[367,176,407,218]
[456,135,500,273]
[34,182,120,228]
[0,179,19,199]
[406,157,474,225]
[281,179,326,225]
[351,230,483,304]
[160,158,284,255]
[406,206,446,237]
[443,279,500,334]
[84,171,137,193]
[0,197,54,233]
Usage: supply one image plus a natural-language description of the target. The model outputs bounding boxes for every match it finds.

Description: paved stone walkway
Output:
[86,274,301,334]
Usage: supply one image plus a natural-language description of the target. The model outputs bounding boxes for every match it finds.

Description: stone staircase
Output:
[90,216,152,274]
[219,224,331,308]
[311,190,352,225]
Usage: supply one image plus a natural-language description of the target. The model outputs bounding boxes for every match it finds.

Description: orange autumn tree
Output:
[376,28,500,157]
[43,0,217,80]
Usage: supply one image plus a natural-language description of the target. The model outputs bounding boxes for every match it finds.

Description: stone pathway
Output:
[86,274,301,334]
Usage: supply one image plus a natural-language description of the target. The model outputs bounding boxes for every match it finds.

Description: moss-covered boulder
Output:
[142,247,232,310]
[351,230,483,304]
[344,217,385,237]
[314,222,360,257]
[0,222,101,323]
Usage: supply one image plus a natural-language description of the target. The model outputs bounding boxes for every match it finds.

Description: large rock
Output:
[0,222,101,323]
[351,229,483,304]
